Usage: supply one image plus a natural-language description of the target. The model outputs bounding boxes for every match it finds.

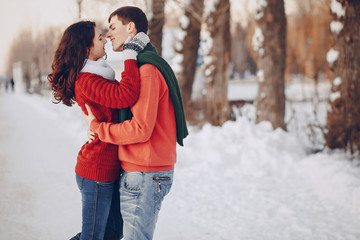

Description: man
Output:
[83,6,188,240]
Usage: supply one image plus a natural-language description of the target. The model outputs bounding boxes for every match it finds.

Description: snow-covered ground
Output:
[0,83,360,239]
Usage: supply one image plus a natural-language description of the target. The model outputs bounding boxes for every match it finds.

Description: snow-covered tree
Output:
[252,0,286,130]
[202,0,231,126]
[325,0,360,154]
[146,0,166,55]
[173,0,204,121]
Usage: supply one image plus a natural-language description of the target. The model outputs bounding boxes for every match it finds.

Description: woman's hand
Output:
[82,104,96,127]
[87,128,95,143]
[122,32,150,60]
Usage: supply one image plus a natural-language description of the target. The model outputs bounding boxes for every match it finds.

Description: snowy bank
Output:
[0,92,360,239]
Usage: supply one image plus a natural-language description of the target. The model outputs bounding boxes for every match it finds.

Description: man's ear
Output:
[127,22,137,37]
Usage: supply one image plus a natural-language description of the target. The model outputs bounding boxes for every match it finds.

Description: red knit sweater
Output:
[74,59,140,181]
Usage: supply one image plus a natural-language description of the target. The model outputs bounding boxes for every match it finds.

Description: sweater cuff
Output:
[90,119,100,133]
[124,59,138,72]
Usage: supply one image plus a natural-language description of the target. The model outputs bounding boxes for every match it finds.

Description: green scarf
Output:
[118,43,188,146]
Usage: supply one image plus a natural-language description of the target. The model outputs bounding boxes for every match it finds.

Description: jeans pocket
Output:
[153,176,173,214]
[122,172,143,194]
[96,180,115,186]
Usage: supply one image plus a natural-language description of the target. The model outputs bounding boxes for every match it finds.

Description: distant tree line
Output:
[6,26,63,94]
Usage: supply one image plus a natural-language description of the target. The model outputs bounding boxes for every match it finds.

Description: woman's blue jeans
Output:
[76,174,123,240]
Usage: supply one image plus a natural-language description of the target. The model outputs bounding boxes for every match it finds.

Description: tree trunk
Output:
[325,0,360,154]
[147,0,165,55]
[76,0,82,20]
[174,0,204,122]
[202,0,231,126]
[253,0,287,130]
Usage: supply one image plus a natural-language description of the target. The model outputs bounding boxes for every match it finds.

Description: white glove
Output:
[122,32,150,60]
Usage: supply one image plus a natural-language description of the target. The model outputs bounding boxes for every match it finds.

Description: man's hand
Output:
[82,104,96,127]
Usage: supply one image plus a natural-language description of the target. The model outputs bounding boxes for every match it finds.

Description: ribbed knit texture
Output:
[74,59,140,181]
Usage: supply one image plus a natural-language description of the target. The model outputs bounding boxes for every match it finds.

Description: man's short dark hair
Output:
[108,6,148,34]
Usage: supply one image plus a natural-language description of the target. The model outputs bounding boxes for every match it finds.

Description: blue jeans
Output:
[119,170,174,240]
[76,174,123,240]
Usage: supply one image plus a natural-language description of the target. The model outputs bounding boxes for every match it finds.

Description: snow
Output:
[202,53,213,69]
[333,77,342,86]
[326,48,339,64]
[257,69,265,83]
[201,28,215,78]
[161,27,179,64]
[145,0,153,21]
[179,15,190,29]
[171,9,188,75]
[330,21,343,34]
[259,91,266,99]
[227,79,258,101]
[169,29,186,74]
[285,79,331,103]
[171,28,185,75]
[201,30,213,59]
[1,80,360,239]
[329,91,341,102]
[252,27,264,56]
[182,0,191,6]
[172,54,184,74]
[204,65,215,78]
[330,0,346,19]
[204,0,219,17]
[255,0,268,20]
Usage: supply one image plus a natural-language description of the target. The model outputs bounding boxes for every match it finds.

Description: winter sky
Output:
[0,0,78,76]
[0,0,252,76]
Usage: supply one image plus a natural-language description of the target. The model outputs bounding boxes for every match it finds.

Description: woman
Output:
[48,21,149,240]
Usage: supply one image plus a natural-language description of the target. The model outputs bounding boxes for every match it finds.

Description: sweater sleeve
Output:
[77,59,140,109]
[90,64,160,145]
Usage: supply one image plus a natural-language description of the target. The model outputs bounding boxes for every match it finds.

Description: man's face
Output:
[107,16,129,52]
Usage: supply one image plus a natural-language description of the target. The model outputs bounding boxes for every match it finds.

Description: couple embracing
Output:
[48,6,188,240]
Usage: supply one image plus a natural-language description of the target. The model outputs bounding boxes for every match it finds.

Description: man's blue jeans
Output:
[76,174,123,240]
[119,170,174,240]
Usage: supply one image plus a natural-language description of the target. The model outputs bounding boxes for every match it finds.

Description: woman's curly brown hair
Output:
[48,21,95,106]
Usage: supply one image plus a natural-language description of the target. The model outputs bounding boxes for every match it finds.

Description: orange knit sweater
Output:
[75,59,140,181]
[90,64,177,172]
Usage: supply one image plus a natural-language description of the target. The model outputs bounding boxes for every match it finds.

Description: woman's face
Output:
[88,27,107,61]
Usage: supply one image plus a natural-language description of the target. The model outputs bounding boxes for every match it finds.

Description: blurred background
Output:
[0,0,332,87]
[0,0,359,155]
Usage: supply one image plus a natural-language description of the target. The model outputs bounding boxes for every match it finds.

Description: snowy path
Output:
[0,92,83,239]
[0,92,360,240]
